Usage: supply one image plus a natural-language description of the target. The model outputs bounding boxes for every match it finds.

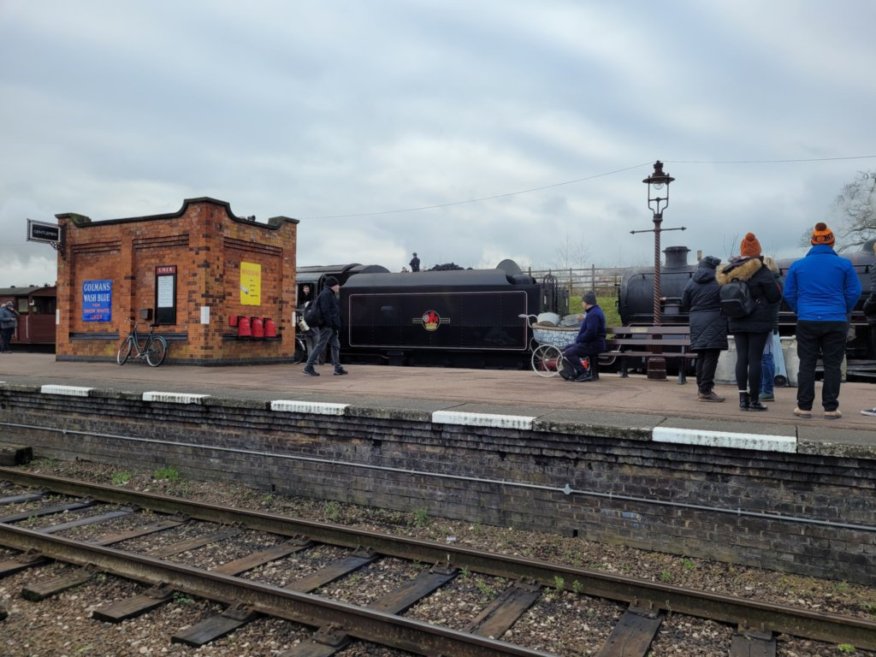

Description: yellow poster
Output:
[240,261,261,305]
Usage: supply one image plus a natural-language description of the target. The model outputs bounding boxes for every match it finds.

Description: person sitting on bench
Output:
[561,291,606,382]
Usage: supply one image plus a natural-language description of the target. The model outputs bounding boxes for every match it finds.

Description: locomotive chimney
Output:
[663,246,690,269]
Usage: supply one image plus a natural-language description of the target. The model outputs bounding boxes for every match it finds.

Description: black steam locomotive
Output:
[618,243,876,361]
[296,261,568,367]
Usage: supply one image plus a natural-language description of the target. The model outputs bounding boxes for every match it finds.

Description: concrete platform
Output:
[1,353,874,458]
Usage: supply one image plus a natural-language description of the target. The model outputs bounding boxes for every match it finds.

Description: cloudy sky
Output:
[2,0,875,286]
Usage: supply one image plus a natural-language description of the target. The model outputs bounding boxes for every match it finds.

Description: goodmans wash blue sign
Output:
[82,279,112,322]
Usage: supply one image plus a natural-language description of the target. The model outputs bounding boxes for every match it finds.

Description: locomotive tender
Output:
[297,261,568,367]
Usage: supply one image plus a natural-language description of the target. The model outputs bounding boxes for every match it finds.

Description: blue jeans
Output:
[760,351,775,396]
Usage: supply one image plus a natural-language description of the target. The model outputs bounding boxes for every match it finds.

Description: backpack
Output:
[720,279,757,318]
[303,302,322,328]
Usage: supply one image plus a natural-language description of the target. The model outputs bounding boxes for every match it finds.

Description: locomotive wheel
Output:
[531,344,564,377]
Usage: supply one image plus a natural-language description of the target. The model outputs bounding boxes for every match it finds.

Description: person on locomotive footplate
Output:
[303,277,349,377]
[783,222,861,420]
[681,255,728,402]
[409,252,420,272]
[560,290,606,382]
[716,232,782,412]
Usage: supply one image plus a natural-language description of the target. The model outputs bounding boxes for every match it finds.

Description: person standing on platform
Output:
[0,301,18,352]
[409,252,420,272]
[758,256,784,403]
[784,222,861,419]
[717,233,782,412]
[561,291,606,382]
[303,277,348,377]
[681,255,728,402]
[861,242,876,417]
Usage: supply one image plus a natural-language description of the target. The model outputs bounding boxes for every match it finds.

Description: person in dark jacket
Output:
[561,291,606,382]
[862,241,876,416]
[758,257,783,402]
[784,222,861,419]
[716,233,782,411]
[0,301,18,353]
[681,255,728,402]
[303,277,348,376]
[409,252,420,272]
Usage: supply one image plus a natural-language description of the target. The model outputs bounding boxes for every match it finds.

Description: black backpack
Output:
[303,302,322,327]
[720,279,757,318]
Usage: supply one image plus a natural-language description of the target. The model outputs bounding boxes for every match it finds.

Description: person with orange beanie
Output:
[783,222,861,419]
[716,232,783,411]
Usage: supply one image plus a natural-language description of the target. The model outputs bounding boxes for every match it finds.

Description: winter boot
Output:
[748,388,767,411]
[738,391,750,411]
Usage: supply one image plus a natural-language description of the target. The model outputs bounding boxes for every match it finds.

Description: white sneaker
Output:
[860,408,876,417]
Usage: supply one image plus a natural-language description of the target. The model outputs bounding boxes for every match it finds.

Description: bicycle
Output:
[117,315,168,367]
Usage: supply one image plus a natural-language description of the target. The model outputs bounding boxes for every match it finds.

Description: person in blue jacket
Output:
[561,291,606,382]
[783,222,861,419]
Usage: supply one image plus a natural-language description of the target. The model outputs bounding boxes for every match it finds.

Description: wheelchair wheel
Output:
[531,344,564,378]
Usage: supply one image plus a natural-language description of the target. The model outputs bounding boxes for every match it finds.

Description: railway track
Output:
[1,467,874,656]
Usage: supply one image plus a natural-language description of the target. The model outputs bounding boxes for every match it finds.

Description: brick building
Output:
[55,197,298,364]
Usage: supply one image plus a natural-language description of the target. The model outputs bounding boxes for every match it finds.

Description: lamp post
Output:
[631,160,685,379]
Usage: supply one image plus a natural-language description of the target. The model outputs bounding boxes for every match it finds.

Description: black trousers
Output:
[562,343,600,378]
[734,331,769,398]
[694,348,720,394]
[0,327,13,352]
[795,320,848,412]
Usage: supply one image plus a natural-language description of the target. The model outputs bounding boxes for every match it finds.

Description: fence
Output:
[527,266,625,297]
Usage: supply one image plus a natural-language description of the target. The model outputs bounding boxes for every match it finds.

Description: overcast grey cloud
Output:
[2,0,875,286]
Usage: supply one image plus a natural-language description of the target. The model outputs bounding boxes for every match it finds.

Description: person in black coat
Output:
[303,277,348,376]
[681,255,728,402]
[716,233,783,411]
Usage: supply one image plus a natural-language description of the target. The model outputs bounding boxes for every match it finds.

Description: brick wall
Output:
[55,198,298,364]
[2,385,873,584]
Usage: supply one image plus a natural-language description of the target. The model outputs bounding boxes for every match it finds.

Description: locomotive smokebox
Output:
[619,246,694,325]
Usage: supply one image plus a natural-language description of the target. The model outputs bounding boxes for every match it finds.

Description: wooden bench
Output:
[602,325,695,384]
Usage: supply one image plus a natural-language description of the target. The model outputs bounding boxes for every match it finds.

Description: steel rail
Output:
[0,523,554,657]
[2,467,875,650]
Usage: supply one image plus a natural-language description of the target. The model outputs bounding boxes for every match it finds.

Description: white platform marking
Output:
[270,400,348,415]
[142,391,208,405]
[432,410,535,431]
[40,385,93,397]
[653,426,796,453]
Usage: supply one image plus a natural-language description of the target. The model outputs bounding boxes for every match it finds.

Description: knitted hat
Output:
[701,255,721,269]
[810,222,835,246]
[740,232,762,258]
[582,290,597,306]
[325,276,340,288]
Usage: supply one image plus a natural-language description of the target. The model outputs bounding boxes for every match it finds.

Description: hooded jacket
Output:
[715,255,782,334]
[681,256,728,350]
[783,244,861,322]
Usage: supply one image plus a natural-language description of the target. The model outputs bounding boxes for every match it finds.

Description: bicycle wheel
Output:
[145,335,168,367]
[531,344,564,378]
[117,338,133,365]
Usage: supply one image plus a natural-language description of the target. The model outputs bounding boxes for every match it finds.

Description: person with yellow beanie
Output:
[783,222,861,419]
[716,232,783,411]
